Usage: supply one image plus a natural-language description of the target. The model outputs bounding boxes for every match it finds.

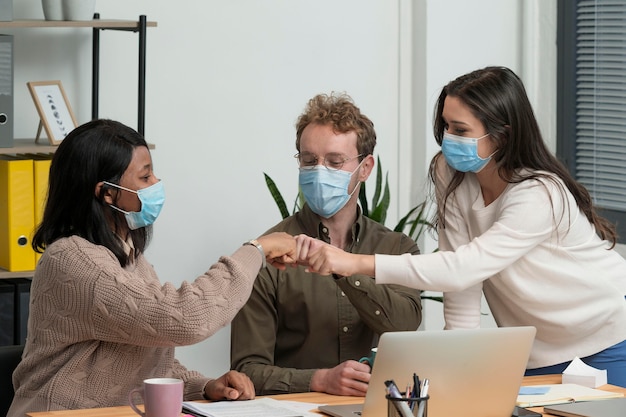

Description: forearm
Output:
[171,358,210,401]
[336,277,422,333]
[238,363,315,395]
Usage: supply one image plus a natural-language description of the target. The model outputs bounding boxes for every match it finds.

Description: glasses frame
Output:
[294,152,364,171]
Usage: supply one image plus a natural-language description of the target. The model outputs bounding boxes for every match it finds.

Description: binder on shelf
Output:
[0,155,36,271]
[0,34,12,147]
[22,153,52,265]
[0,279,14,346]
[7,277,31,345]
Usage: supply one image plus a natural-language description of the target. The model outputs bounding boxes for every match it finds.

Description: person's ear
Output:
[95,181,115,205]
[358,154,375,182]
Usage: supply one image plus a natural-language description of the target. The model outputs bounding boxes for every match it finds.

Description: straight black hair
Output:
[33,119,152,266]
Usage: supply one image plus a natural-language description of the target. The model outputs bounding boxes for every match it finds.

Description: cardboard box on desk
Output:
[562,357,607,388]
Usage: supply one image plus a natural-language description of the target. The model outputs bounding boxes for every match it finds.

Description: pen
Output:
[410,373,420,411]
[416,378,429,417]
[385,380,414,417]
[421,378,429,397]
[412,373,420,397]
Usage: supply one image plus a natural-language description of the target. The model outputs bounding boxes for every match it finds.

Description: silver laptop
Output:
[318,326,536,417]
[544,398,626,417]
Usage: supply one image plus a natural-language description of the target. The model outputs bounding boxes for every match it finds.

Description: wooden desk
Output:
[26,375,626,417]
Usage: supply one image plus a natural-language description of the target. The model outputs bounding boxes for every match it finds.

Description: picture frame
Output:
[27,80,78,145]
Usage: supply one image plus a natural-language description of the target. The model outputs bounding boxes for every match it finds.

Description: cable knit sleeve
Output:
[36,236,262,347]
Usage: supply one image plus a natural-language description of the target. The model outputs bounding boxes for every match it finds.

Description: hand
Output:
[204,370,255,401]
[310,360,371,396]
[257,232,297,270]
[295,234,374,277]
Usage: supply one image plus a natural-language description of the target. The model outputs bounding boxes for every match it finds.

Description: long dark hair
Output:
[429,66,617,246]
[33,119,152,266]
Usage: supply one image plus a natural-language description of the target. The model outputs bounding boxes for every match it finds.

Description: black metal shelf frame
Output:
[91,14,148,135]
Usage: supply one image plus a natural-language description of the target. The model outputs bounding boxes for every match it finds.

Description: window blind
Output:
[575,0,626,211]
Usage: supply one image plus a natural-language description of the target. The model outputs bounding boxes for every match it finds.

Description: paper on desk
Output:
[562,357,607,388]
[515,384,623,407]
[182,397,319,417]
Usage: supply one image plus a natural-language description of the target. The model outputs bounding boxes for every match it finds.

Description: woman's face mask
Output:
[298,160,363,218]
[104,180,165,230]
[441,131,493,173]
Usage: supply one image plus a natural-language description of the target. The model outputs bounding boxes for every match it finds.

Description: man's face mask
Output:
[298,159,364,218]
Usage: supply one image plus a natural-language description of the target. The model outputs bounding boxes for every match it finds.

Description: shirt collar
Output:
[297,203,363,249]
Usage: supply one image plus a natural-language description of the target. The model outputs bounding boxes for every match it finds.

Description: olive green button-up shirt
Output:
[230,204,422,395]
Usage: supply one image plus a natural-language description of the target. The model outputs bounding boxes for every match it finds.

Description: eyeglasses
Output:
[294,152,363,171]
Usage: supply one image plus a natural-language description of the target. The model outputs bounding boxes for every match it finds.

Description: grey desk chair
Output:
[0,344,24,416]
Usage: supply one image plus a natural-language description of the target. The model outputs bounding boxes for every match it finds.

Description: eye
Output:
[326,157,345,170]
[297,153,317,166]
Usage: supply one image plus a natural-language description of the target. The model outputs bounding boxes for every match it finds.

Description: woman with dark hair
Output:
[8,119,296,416]
[294,67,626,386]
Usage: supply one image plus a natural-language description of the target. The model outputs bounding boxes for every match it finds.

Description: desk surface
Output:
[26,375,626,417]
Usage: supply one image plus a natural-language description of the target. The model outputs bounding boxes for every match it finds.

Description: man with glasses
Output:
[230,93,422,396]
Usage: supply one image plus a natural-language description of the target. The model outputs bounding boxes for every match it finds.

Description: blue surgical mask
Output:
[441,132,492,173]
[104,180,165,230]
[299,161,363,218]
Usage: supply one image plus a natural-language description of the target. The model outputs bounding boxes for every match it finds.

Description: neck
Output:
[476,162,508,206]
[322,201,358,250]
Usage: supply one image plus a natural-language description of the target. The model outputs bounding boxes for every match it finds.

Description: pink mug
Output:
[128,378,184,417]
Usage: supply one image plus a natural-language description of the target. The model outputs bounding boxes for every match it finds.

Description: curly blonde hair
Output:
[295,92,376,158]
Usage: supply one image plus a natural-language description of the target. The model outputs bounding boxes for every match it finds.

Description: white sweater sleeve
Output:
[375,176,568,292]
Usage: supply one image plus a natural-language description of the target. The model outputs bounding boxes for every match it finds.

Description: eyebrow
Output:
[444,119,470,127]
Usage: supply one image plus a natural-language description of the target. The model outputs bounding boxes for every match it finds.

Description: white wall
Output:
[9,0,556,378]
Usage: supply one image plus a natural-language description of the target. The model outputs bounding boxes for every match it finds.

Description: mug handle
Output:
[358,356,372,364]
[128,387,146,417]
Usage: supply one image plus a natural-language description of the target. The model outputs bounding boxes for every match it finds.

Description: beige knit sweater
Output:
[8,235,261,416]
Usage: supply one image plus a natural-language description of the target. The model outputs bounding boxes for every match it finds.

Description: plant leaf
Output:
[264,173,290,219]
[369,173,390,224]
[358,185,370,217]
[371,156,383,208]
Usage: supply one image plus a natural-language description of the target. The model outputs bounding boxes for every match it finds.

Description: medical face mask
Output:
[299,160,363,218]
[104,180,165,230]
[441,132,492,173]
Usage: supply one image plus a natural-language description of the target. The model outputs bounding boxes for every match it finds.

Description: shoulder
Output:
[359,217,420,255]
[263,214,302,235]
[44,235,110,258]
[508,170,569,199]
[40,236,119,275]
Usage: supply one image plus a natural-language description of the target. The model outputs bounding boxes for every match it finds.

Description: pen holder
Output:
[386,394,429,417]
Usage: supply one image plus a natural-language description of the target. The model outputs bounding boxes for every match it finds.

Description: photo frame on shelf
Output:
[27,80,78,145]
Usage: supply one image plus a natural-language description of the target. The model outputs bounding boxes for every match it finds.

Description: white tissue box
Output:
[562,357,607,388]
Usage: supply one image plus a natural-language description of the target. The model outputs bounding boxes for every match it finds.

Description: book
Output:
[516,384,623,407]
[544,398,626,417]
[182,397,319,417]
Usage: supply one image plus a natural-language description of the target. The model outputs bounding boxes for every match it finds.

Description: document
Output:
[182,397,319,417]
[516,384,623,407]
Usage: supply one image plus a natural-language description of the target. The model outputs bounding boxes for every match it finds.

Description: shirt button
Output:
[341,291,345,297]
[343,327,348,333]
[322,227,328,233]
[355,280,361,286]
[375,310,381,315]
